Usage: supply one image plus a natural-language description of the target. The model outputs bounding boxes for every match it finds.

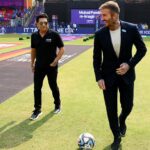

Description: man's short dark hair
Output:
[99,1,120,14]
[36,13,49,23]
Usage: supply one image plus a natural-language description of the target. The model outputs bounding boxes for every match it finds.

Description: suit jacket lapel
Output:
[119,21,127,59]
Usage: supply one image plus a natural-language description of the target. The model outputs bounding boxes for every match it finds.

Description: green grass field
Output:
[0,34,31,54]
[0,35,150,150]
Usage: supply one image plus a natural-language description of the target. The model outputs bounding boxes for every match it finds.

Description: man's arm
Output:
[31,48,36,72]
[116,25,147,76]
[93,32,103,81]
[127,25,147,68]
[50,47,64,67]
[93,32,106,90]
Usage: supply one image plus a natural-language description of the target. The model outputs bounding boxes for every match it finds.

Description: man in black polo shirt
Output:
[30,13,64,120]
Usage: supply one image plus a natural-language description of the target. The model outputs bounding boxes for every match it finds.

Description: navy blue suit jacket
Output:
[93,21,147,86]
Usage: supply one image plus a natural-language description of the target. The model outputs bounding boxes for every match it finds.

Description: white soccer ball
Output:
[78,133,95,149]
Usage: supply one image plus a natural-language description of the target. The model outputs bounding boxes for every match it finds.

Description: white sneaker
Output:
[54,108,61,114]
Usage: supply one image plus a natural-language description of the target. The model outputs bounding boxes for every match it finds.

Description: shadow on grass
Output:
[75,143,123,150]
[103,144,111,150]
[0,111,54,149]
[0,121,16,133]
[103,144,122,150]
[75,143,122,150]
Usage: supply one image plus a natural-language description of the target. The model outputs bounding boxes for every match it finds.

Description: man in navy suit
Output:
[93,1,147,150]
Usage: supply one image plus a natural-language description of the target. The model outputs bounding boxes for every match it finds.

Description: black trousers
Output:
[34,66,60,111]
[103,78,134,138]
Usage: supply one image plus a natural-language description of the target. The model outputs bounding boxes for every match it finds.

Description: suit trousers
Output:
[34,66,60,111]
[103,77,134,138]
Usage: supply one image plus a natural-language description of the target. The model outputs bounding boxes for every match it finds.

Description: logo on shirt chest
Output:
[45,38,52,43]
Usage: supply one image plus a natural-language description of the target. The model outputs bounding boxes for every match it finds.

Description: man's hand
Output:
[50,59,58,67]
[116,63,130,75]
[97,79,106,90]
[50,47,64,67]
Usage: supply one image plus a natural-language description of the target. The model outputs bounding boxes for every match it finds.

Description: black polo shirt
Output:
[31,29,64,68]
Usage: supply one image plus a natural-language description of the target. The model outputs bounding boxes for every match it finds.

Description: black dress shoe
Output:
[111,137,121,150]
[120,124,127,137]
